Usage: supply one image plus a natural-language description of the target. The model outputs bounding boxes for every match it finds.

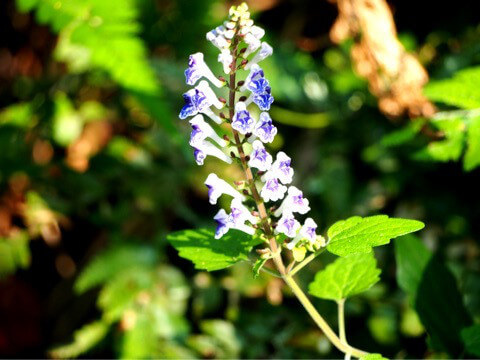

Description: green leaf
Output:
[414,118,466,162]
[380,119,425,148]
[252,258,267,279]
[49,321,109,359]
[97,267,153,322]
[326,215,424,257]
[74,245,158,294]
[461,324,480,357]
[120,311,158,359]
[395,235,472,356]
[424,66,480,109]
[464,116,480,171]
[167,228,259,271]
[360,353,389,360]
[200,320,241,358]
[308,252,380,301]
[0,231,31,277]
[16,0,159,94]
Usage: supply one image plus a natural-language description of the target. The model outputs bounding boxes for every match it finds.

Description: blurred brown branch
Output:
[329,0,436,119]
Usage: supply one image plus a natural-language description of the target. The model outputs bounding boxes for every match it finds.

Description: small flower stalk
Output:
[178,2,324,254]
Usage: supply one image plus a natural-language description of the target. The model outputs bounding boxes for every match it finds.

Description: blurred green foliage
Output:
[0,0,479,358]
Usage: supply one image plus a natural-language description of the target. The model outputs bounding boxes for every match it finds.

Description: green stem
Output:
[338,298,347,345]
[289,248,325,276]
[284,275,367,358]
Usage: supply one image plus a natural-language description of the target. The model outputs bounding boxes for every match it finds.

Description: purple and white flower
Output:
[253,112,277,143]
[245,42,273,69]
[287,218,318,249]
[240,64,269,93]
[267,152,294,184]
[197,80,224,109]
[214,209,230,239]
[229,197,258,225]
[243,32,261,57]
[242,26,265,55]
[251,87,274,111]
[248,140,272,171]
[179,81,223,123]
[193,140,232,166]
[206,26,230,50]
[250,25,265,40]
[189,115,226,147]
[232,102,256,134]
[205,173,245,205]
[275,211,300,238]
[260,172,287,202]
[185,53,224,88]
[274,186,310,217]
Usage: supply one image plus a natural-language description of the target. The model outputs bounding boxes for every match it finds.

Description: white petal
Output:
[189,114,226,147]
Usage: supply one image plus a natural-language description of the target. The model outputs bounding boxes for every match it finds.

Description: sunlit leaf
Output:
[49,321,109,359]
[424,66,480,109]
[327,215,424,257]
[464,116,480,170]
[308,252,380,301]
[167,228,259,271]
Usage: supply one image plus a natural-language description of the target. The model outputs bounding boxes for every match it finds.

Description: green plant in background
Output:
[380,66,480,171]
[2,0,480,358]
[167,4,425,358]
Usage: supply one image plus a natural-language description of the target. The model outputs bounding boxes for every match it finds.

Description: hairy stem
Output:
[227,31,367,358]
[338,298,347,345]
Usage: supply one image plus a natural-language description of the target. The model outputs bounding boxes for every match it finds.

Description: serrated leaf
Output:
[461,324,480,357]
[326,215,424,257]
[252,258,267,279]
[395,235,472,356]
[464,116,480,171]
[308,252,380,301]
[49,321,109,359]
[360,353,389,360]
[167,228,259,272]
[424,66,480,109]
[74,245,158,294]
